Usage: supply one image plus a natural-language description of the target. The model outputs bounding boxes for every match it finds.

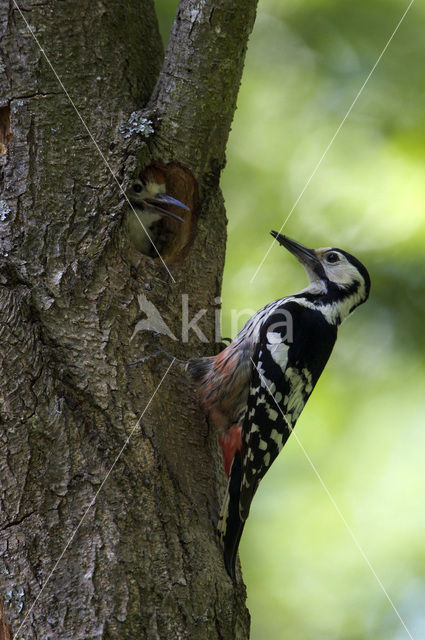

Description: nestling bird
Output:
[187,232,370,578]
[127,167,188,254]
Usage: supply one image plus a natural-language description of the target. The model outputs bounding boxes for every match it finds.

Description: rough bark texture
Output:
[0,600,12,640]
[0,0,257,638]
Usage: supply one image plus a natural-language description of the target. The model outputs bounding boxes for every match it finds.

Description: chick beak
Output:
[270,231,321,272]
[145,193,189,223]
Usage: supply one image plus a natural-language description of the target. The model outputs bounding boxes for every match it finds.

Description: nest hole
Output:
[139,162,198,264]
[0,106,11,157]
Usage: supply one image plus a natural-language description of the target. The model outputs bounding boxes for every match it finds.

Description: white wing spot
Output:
[302,368,313,393]
[261,376,276,395]
[266,405,278,421]
[266,333,290,369]
[270,429,283,447]
[284,367,307,420]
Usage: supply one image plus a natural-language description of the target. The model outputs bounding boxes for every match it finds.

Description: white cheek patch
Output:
[266,332,290,369]
[324,260,358,286]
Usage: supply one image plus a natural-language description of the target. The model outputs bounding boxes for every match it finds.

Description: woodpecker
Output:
[187,232,370,578]
[127,167,188,254]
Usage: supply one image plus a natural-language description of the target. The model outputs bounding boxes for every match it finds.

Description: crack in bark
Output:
[9,92,62,101]
[0,510,35,531]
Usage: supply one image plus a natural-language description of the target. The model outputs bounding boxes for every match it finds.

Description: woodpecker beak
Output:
[270,231,325,284]
[270,231,320,268]
[145,193,189,223]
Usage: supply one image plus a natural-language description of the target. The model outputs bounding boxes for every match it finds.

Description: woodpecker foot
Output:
[128,347,185,367]
[127,350,163,366]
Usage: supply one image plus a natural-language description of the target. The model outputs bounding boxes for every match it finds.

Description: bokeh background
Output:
[157,2,425,638]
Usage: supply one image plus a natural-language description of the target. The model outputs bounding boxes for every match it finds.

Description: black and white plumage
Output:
[187,232,370,579]
[127,168,188,254]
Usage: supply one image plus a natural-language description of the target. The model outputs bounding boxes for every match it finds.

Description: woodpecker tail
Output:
[185,356,214,382]
[217,451,245,579]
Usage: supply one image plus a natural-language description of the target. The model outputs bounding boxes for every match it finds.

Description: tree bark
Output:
[0,600,12,640]
[0,0,257,638]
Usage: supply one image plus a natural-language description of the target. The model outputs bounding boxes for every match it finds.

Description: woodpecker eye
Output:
[326,252,340,264]
[132,183,142,193]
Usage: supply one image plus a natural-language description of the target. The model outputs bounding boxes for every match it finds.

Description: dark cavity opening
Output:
[0,106,11,157]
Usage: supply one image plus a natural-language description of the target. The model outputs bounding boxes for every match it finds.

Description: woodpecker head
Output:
[128,169,189,223]
[271,231,370,321]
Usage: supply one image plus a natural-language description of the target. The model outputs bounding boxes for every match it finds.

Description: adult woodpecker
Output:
[127,167,188,254]
[187,232,370,578]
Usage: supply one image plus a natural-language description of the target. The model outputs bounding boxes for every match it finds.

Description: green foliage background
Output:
[157,2,425,638]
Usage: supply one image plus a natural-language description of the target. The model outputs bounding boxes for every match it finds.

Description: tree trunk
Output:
[0,0,257,638]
